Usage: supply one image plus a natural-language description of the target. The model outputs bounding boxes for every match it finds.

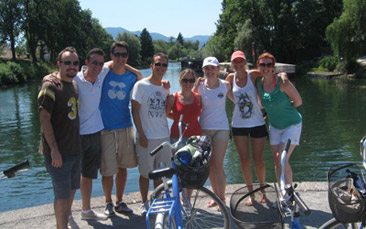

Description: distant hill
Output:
[105,27,210,48]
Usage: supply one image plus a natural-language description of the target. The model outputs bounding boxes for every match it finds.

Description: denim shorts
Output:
[45,154,81,199]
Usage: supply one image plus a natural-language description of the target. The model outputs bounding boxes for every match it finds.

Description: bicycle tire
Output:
[319,217,359,229]
[155,212,176,229]
[150,181,230,229]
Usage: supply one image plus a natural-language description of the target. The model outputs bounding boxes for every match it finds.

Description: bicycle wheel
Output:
[319,217,360,229]
[150,181,230,229]
[155,212,176,229]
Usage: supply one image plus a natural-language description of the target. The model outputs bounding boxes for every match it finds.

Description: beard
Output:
[66,70,77,78]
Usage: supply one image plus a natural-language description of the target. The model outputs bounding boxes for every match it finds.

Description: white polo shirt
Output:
[74,65,109,135]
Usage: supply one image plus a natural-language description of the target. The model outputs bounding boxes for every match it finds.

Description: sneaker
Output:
[81,209,108,221]
[115,201,133,214]
[68,216,79,229]
[104,202,116,217]
[140,201,149,216]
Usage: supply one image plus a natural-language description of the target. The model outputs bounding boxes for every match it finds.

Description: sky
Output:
[78,0,223,38]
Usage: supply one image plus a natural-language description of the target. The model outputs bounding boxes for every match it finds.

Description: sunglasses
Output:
[181,78,195,83]
[91,61,104,67]
[259,63,273,68]
[154,63,168,68]
[60,60,79,66]
[113,52,128,58]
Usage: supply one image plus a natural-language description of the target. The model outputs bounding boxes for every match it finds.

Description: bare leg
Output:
[54,198,69,229]
[251,137,266,202]
[81,176,92,211]
[139,175,150,203]
[271,143,296,186]
[102,176,114,203]
[208,139,228,202]
[115,168,127,203]
[233,135,254,205]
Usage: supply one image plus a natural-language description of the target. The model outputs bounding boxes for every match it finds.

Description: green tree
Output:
[326,0,366,65]
[116,32,141,66]
[140,28,154,65]
[201,35,226,61]
[0,0,23,60]
[176,33,184,45]
[153,40,169,55]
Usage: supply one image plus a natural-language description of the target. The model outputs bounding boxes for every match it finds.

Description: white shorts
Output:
[136,137,172,178]
[269,122,302,145]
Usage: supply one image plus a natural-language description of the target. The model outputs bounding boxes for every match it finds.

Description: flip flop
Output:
[207,199,217,207]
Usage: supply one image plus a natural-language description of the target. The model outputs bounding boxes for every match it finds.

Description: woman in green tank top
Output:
[256,52,302,186]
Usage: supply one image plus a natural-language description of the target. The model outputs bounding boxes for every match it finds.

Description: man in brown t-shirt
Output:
[38,47,81,229]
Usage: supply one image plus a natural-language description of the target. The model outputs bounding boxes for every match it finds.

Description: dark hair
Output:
[111,41,129,54]
[58,47,78,61]
[86,48,105,61]
[257,52,276,68]
[152,53,168,64]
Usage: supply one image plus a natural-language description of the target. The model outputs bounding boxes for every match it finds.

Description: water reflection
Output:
[1,63,366,212]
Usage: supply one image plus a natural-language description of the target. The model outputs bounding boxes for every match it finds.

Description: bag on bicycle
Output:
[174,135,212,189]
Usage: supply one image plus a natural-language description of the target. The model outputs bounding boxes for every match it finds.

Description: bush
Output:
[0,62,24,85]
[318,56,337,71]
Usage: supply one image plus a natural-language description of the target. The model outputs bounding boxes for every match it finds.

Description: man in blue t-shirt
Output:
[99,41,142,217]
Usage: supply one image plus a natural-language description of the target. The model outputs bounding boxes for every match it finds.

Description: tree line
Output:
[202,0,365,74]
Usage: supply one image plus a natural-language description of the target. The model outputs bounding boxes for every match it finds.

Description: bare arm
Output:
[39,108,62,168]
[166,94,175,118]
[225,73,235,102]
[280,81,302,107]
[131,100,148,148]
[224,80,232,102]
[125,64,143,80]
[193,77,205,93]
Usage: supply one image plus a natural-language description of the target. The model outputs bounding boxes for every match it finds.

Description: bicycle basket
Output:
[174,136,211,189]
[328,163,366,223]
[230,183,283,229]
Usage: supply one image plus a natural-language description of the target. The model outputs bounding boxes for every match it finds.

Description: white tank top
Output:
[198,79,229,130]
[232,72,265,128]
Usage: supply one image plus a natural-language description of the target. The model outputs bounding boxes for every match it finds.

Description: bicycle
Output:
[317,135,366,229]
[0,160,30,180]
[274,139,311,228]
[145,116,230,229]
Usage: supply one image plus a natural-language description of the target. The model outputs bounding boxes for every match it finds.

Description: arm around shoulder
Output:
[126,64,143,80]
[281,81,302,107]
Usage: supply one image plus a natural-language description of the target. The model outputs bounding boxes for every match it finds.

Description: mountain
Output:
[105,27,210,48]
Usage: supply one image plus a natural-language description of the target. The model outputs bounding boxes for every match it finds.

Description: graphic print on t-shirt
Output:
[237,93,253,119]
[148,91,166,118]
[108,81,126,100]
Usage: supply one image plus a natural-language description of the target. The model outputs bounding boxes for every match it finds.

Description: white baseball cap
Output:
[202,56,220,68]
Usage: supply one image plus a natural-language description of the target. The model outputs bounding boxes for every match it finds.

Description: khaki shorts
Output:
[100,127,137,176]
[136,137,172,178]
[201,129,230,143]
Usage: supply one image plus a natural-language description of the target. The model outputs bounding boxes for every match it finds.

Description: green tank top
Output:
[257,77,302,129]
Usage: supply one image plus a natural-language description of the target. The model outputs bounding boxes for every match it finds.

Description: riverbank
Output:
[0,182,335,229]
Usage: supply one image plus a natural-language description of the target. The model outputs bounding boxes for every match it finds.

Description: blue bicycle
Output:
[145,116,230,229]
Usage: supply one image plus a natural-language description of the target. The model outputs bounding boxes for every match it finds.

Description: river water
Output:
[1,62,366,213]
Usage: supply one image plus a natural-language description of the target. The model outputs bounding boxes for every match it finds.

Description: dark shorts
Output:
[81,132,102,179]
[232,124,268,138]
[45,154,80,199]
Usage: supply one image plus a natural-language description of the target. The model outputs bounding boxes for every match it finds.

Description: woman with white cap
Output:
[194,56,231,209]
[226,50,267,206]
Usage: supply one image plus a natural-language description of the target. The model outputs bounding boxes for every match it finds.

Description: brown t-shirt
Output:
[37,73,81,158]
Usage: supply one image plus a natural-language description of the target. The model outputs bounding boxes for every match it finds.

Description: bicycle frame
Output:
[146,116,188,229]
[277,139,311,229]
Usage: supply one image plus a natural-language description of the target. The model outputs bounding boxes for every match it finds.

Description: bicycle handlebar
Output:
[3,160,30,178]
[286,184,311,215]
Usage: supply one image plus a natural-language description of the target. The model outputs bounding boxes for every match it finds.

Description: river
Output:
[1,62,366,213]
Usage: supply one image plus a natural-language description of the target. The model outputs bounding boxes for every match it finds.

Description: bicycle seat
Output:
[149,167,177,180]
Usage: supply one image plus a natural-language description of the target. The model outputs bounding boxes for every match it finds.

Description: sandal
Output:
[207,199,217,207]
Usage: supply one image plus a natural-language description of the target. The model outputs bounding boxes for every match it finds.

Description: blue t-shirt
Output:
[100,70,137,130]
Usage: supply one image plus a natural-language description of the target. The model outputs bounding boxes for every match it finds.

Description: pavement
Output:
[0,182,333,228]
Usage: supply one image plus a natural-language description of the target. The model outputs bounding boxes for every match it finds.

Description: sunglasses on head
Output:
[113,52,128,58]
[154,62,168,68]
[259,63,273,68]
[181,78,195,83]
[60,60,79,66]
[91,61,104,67]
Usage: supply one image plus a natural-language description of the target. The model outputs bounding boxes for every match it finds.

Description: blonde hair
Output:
[179,68,197,82]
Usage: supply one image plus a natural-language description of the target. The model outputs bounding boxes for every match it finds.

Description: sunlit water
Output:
[1,62,366,212]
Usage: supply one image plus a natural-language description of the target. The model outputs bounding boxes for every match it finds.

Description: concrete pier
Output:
[0,182,333,228]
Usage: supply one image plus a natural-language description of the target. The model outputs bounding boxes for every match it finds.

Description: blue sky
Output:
[78,0,223,38]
